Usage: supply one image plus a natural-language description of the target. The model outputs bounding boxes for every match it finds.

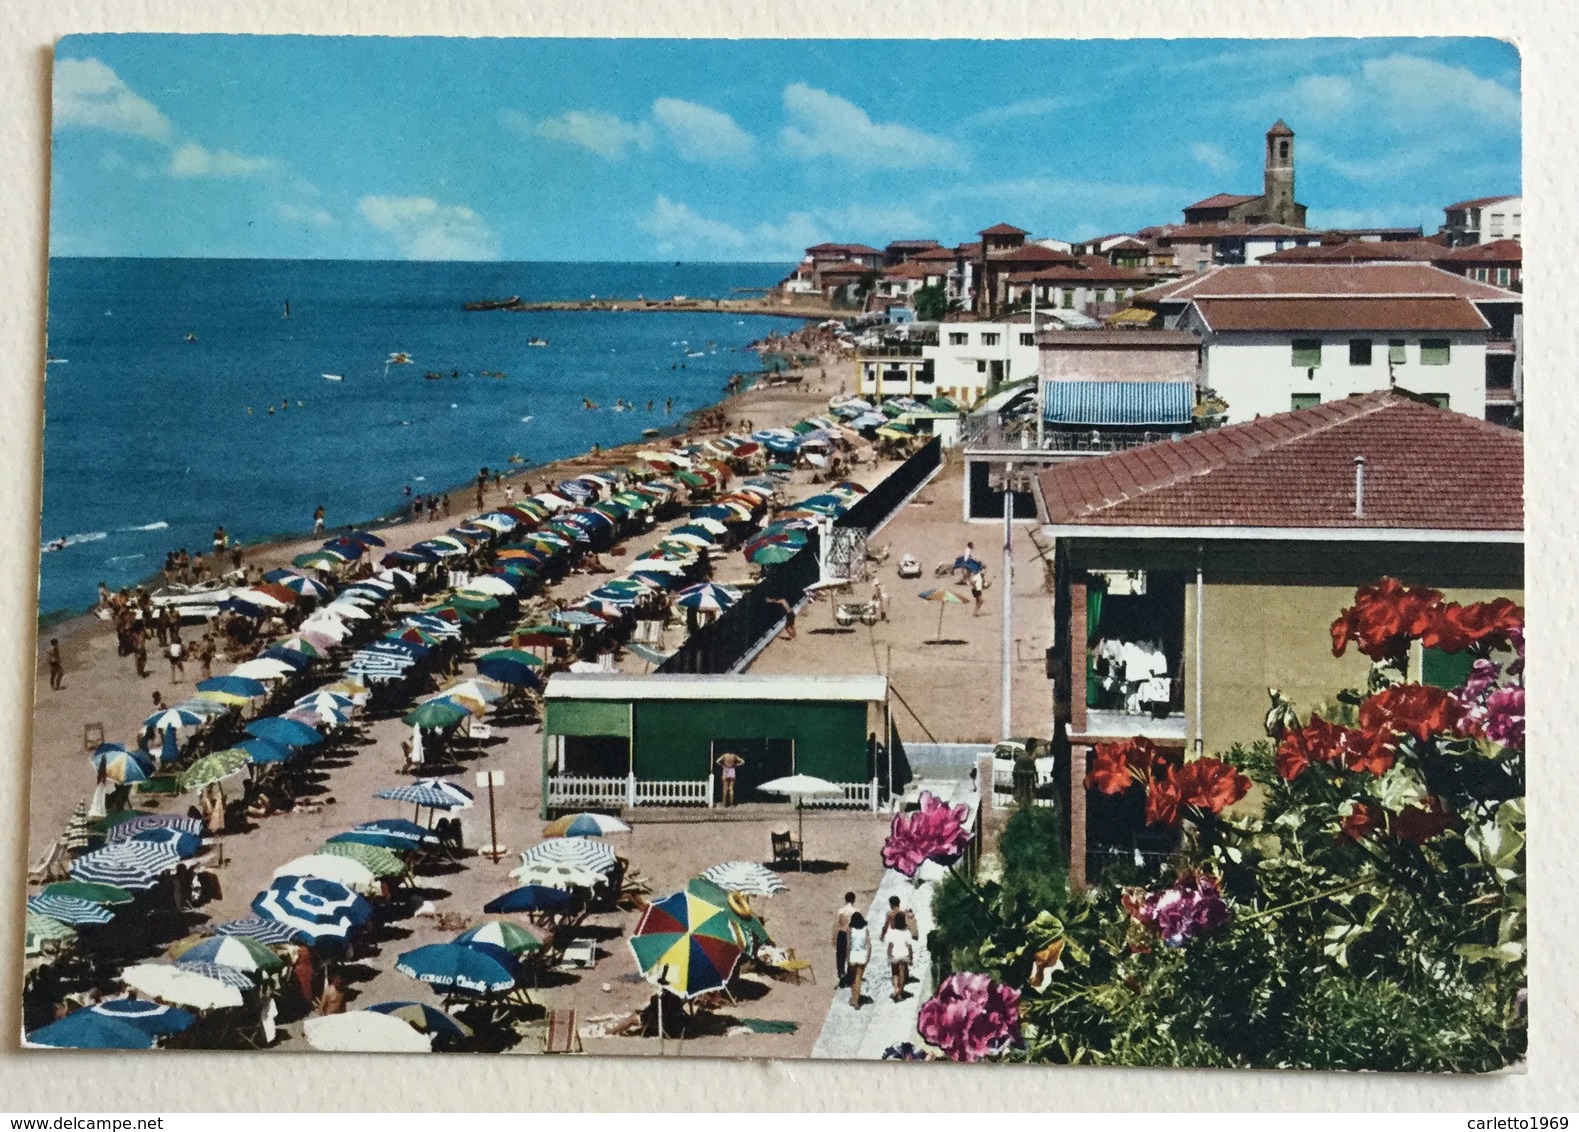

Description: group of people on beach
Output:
[835,893,918,1010]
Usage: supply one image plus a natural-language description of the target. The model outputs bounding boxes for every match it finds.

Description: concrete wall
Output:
[1038,343,1200,382]
[1192,325,1487,421]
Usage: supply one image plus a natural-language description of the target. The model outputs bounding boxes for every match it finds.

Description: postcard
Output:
[22,34,1524,1071]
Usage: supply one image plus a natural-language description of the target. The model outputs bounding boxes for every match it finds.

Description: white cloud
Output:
[1189,142,1234,176]
[639,195,929,261]
[779,83,963,169]
[961,97,1064,128]
[167,141,275,179]
[54,57,173,143]
[503,107,654,160]
[1290,54,1517,126]
[651,98,755,164]
[274,201,337,229]
[358,195,500,261]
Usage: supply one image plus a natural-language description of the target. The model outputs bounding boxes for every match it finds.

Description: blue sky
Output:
[50,36,1520,263]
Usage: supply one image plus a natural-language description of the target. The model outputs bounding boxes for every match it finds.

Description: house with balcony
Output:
[1035,391,1523,884]
[884,239,943,266]
[1134,263,1522,425]
[1003,257,1155,318]
[923,315,1041,406]
[1440,195,1521,246]
[854,326,939,401]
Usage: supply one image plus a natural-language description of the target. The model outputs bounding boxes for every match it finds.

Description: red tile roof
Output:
[881,262,935,280]
[817,261,871,277]
[886,239,941,250]
[1106,237,1149,251]
[980,222,1029,236]
[1038,329,1201,348]
[842,243,883,256]
[912,246,960,262]
[1138,263,1521,303]
[1434,239,1523,263]
[1183,193,1261,212]
[1038,391,1523,532]
[988,244,1080,265]
[1010,258,1153,284]
[1445,195,1518,211]
[956,242,983,257]
[1191,296,1489,332]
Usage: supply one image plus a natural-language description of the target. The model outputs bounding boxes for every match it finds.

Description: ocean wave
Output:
[41,531,108,553]
[121,520,169,532]
[107,553,147,564]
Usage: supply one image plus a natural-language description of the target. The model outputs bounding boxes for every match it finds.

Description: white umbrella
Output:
[757,774,844,871]
[273,855,380,895]
[701,861,789,896]
[231,588,290,611]
[517,837,617,875]
[230,658,296,680]
[304,1011,432,1053]
[120,963,243,1011]
[301,615,351,642]
[458,576,517,597]
[377,568,417,586]
[531,493,573,511]
[508,862,604,889]
[322,601,372,621]
[428,678,505,705]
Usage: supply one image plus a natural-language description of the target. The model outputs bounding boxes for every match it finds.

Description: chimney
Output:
[1353,455,1366,518]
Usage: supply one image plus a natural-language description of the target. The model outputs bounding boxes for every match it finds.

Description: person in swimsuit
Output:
[715,750,745,807]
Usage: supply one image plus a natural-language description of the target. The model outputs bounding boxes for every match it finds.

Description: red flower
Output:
[1085,737,1165,795]
[1330,577,1444,662]
[1359,684,1465,744]
[1277,717,1397,778]
[1393,797,1455,845]
[881,791,973,877]
[1173,756,1251,814]
[1423,598,1525,655]
[1276,729,1314,780]
[1339,802,1381,842]
[1144,767,1183,827]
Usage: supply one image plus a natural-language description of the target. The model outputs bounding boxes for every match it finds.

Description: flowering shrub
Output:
[882,790,973,878]
[916,971,1022,1062]
[925,579,1525,1072]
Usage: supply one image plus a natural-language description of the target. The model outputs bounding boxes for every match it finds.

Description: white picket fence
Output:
[802,778,880,812]
[634,779,713,807]
[546,775,627,809]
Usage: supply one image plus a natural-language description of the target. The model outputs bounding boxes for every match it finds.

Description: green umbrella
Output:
[42,881,135,907]
[177,748,250,793]
[403,699,471,730]
[516,623,572,637]
[25,911,76,946]
[926,396,959,412]
[441,593,500,613]
[168,932,286,973]
[749,542,800,566]
[454,919,543,956]
[318,841,407,878]
[292,553,343,570]
[477,648,545,667]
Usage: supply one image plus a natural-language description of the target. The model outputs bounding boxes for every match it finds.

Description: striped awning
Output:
[1042,381,1196,426]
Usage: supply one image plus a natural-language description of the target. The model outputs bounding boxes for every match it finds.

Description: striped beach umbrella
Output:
[89,744,153,785]
[24,911,76,947]
[127,826,203,858]
[628,887,748,1000]
[65,802,91,853]
[252,875,373,945]
[396,942,523,996]
[675,582,742,613]
[70,842,181,890]
[143,706,206,732]
[173,959,255,990]
[104,814,202,844]
[515,837,617,877]
[42,880,135,906]
[376,778,474,811]
[169,934,285,974]
[542,812,631,838]
[90,999,196,1037]
[317,840,406,878]
[453,920,543,957]
[177,748,249,792]
[209,917,303,946]
[700,861,789,897]
[26,893,116,926]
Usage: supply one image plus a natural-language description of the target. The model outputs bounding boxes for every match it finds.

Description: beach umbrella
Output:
[104,814,201,843]
[177,748,249,792]
[143,706,206,732]
[438,677,507,704]
[509,862,605,889]
[323,599,373,620]
[246,716,324,747]
[376,567,418,587]
[543,812,632,838]
[209,917,303,946]
[757,774,845,869]
[70,842,181,890]
[300,615,352,642]
[27,1011,154,1050]
[24,911,76,949]
[516,837,617,876]
[26,893,115,926]
[920,587,968,642]
[629,557,688,576]
[90,999,196,1038]
[346,530,387,548]
[749,542,801,566]
[346,818,439,847]
[675,582,741,613]
[326,829,418,853]
[321,538,368,560]
[628,887,748,1000]
[285,703,350,729]
[65,802,91,853]
[169,934,285,974]
[128,826,203,858]
[268,573,333,599]
[197,674,268,698]
[235,737,294,766]
[461,575,520,598]
[472,512,519,533]
[258,646,312,671]
[403,699,472,730]
[252,875,373,945]
[172,960,255,991]
[273,854,380,895]
[671,523,721,542]
[454,919,544,958]
[119,964,243,1011]
[42,880,136,906]
[396,942,523,996]
[366,1001,473,1042]
[404,614,464,639]
[483,885,577,915]
[686,876,772,950]
[552,610,606,627]
[377,778,475,814]
[322,677,370,698]
[293,552,345,571]
[89,745,153,785]
[318,840,406,878]
[304,1011,432,1054]
[296,689,354,712]
[700,861,789,897]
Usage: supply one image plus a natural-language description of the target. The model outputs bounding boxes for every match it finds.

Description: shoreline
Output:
[466,296,845,320]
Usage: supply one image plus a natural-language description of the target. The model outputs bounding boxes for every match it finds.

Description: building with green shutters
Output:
[540,673,901,815]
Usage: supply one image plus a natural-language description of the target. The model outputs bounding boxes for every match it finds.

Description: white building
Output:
[1442,195,1522,246]
[925,318,1041,406]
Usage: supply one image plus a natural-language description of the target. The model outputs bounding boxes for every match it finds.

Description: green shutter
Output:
[1420,339,1451,365]
[545,699,631,738]
[1421,646,1476,690]
[1292,339,1322,368]
[1291,393,1321,411]
[1388,339,1407,364]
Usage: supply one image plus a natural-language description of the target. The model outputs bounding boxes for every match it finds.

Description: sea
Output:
[39,258,797,621]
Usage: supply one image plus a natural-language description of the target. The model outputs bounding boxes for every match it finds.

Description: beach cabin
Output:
[540,673,894,815]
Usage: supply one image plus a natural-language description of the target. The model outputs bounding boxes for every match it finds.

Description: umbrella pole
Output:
[937,602,945,643]
[798,799,805,872]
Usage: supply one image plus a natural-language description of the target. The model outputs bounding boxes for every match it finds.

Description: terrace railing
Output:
[545,774,627,810]
[800,777,881,812]
[633,779,714,808]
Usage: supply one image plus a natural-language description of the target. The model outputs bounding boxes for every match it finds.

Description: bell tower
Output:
[1264,119,1296,225]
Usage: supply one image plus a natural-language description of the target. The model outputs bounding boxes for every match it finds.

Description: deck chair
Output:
[772,947,815,985]
[27,840,69,885]
[542,1008,583,1054]
[770,830,802,867]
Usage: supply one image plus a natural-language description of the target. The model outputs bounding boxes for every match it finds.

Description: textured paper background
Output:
[0,1,1571,1111]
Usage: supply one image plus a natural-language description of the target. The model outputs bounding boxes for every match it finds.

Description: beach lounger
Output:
[558,939,597,969]
[542,1009,583,1054]
[767,947,815,985]
[27,839,69,885]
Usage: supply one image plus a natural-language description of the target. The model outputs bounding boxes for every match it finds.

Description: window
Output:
[1349,339,1373,366]
[1420,339,1451,365]
[980,333,1000,346]
[1488,214,1504,238]
[1291,393,1321,411]
[1496,267,1510,286]
[1388,339,1407,365]
[1062,289,1075,309]
[948,332,968,345]
[1420,393,1450,409]
[1291,338,1323,368]
[1511,212,1521,236]
[1019,333,1034,347]
[1279,139,1289,160]
[976,360,987,373]
[1421,645,1476,690]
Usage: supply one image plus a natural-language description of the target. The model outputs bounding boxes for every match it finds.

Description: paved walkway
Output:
[809,868,935,1060]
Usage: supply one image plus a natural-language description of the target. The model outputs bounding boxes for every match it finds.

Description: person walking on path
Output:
[846,913,871,1010]
[957,541,978,583]
[834,892,858,988]
[46,638,63,690]
[768,596,797,640]
[887,912,915,1002]
[871,581,888,622]
[970,569,985,616]
[715,750,745,807]
[167,638,185,683]
[132,630,149,679]
[312,506,325,535]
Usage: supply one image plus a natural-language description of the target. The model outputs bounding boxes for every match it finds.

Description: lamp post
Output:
[998,463,1016,740]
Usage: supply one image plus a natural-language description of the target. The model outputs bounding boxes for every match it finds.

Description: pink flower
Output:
[917,972,1023,1062]
[881,791,973,877]
[1136,874,1231,947]
[1482,685,1524,750]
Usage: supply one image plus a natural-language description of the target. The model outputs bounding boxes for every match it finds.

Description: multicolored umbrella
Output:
[453,920,543,957]
[628,887,749,1000]
[89,744,153,785]
[169,934,285,974]
[396,942,522,996]
[208,917,303,946]
[920,587,968,641]
[674,582,741,613]
[542,812,632,838]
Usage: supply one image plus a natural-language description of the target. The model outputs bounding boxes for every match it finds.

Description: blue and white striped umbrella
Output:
[404,615,463,639]
[70,843,182,890]
[106,814,203,842]
[210,917,304,946]
[143,707,206,732]
[376,778,474,811]
[128,827,203,858]
[175,960,256,990]
[90,998,196,1037]
[251,875,373,945]
[517,836,618,876]
[26,893,116,925]
[675,582,742,613]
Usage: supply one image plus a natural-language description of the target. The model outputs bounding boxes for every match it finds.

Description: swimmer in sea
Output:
[268,406,275,415]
